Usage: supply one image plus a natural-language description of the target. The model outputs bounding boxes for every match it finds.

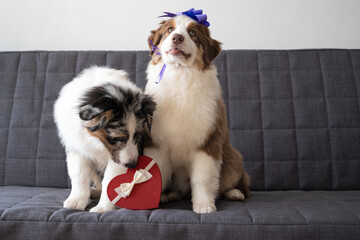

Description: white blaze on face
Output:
[161,15,198,67]
[119,113,138,167]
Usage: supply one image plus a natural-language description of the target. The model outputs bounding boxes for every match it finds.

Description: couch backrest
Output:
[0,50,359,190]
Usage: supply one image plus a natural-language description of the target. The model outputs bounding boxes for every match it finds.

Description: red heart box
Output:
[107,156,162,210]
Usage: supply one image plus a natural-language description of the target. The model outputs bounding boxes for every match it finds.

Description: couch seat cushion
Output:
[0,186,359,239]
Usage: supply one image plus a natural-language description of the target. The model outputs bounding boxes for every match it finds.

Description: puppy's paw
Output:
[63,195,90,210]
[192,203,217,214]
[223,189,245,201]
[89,204,115,213]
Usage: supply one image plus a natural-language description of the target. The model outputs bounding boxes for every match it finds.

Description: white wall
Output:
[1,0,360,51]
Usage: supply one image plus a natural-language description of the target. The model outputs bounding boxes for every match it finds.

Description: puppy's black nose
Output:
[172,34,184,44]
[125,160,137,169]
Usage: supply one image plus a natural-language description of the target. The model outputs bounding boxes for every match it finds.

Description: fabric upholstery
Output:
[0,186,359,239]
[0,50,360,239]
[1,50,359,190]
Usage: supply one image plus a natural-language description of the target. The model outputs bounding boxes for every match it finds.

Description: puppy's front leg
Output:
[190,151,221,214]
[144,147,172,203]
[90,160,127,213]
[64,151,92,210]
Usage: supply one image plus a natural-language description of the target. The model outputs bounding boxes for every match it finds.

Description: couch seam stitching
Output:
[256,51,266,190]
[3,53,21,186]
[287,52,300,190]
[349,50,360,119]
[34,52,49,187]
[318,51,334,190]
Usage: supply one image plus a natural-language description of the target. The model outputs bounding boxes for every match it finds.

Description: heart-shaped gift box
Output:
[107,156,162,210]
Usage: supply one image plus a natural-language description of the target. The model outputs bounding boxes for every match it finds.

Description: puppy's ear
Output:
[148,21,166,56]
[202,37,222,68]
[79,108,114,132]
[208,38,222,63]
[140,95,156,133]
[79,105,105,121]
[79,86,120,131]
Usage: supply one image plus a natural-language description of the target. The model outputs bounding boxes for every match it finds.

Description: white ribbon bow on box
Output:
[111,160,156,205]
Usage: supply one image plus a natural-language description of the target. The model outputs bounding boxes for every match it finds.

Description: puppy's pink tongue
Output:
[169,48,183,55]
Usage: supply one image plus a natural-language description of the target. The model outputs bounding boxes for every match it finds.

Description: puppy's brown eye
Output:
[168,27,174,33]
[189,30,196,36]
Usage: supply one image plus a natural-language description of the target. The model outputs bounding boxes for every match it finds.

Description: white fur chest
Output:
[146,64,221,160]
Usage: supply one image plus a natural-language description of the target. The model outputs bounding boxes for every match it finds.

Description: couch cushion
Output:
[0,50,360,190]
[0,186,359,239]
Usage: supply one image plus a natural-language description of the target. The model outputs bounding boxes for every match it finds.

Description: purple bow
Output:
[159,8,210,27]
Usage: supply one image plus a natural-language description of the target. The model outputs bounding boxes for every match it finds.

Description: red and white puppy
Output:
[144,15,250,213]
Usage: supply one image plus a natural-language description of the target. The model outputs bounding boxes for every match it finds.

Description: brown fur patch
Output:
[194,46,205,71]
[199,99,251,198]
[186,22,222,70]
[142,132,157,149]
[199,99,226,160]
[86,127,130,163]
[148,19,176,65]
[101,110,113,124]
[87,128,115,152]
[83,110,113,131]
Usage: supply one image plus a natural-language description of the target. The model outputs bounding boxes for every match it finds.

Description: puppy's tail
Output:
[220,144,251,200]
[238,170,251,198]
[222,169,251,201]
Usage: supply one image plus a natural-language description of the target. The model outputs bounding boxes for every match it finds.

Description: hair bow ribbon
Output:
[159,8,210,27]
[149,8,209,84]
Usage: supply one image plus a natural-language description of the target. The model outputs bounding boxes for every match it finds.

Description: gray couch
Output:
[0,50,359,239]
